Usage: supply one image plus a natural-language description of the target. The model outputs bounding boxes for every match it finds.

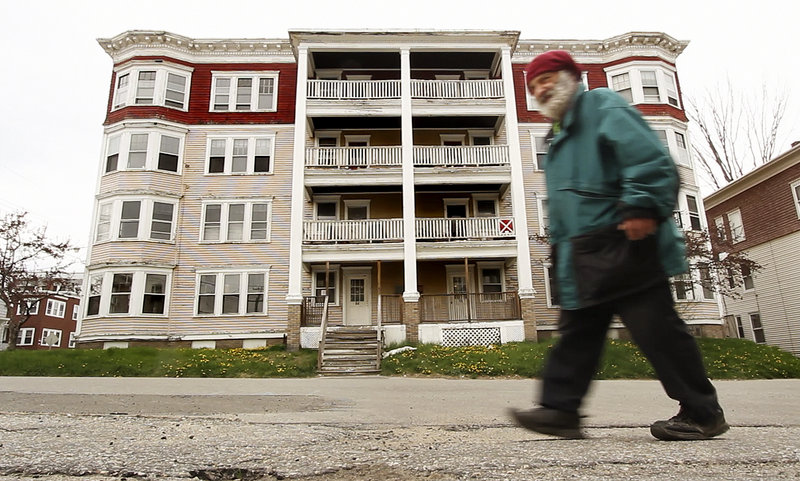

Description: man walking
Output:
[510,51,728,441]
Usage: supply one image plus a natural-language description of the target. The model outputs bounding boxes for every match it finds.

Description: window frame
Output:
[749,312,765,343]
[40,328,63,347]
[200,200,273,243]
[542,263,559,308]
[204,135,276,175]
[536,197,549,236]
[604,62,681,108]
[102,128,185,175]
[45,299,67,318]
[312,266,339,306]
[529,129,550,171]
[16,299,40,316]
[193,269,270,317]
[111,62,193,112]
[790,179,800,219]
[82,268,172,318]
[93,196,178,244]
[673,272,696,302]
[209,71,280,112]
[17,327,35,346]
[477,262,505,299]
[727,208,745,243]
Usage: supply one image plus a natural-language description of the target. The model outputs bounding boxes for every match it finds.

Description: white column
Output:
[287,46,309,304]
[500,46,535,298]
[400,48,419,302]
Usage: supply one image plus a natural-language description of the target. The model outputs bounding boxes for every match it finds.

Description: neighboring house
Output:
[78,29,715,350]
[704,143,800,356]
[1,292,81,350]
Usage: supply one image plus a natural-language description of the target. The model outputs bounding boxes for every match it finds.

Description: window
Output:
[86,275,102,316]
[654,130,669,150]
[735,315,745,338]
[83,269,171,317]
[195,271,269,316]
[111,63,192,111]
[106,135,120,172]
[93,197,177,243]
[72,304,80,321]
[479,266,504,295]
[605,64,681,107]
[543,264,559,308]
[750,313,765,343]
[741,263,755,291]
[475,198,497,217]
[674,132,688,164]
[16,299,39,316]
[686,195,702,231]
[315,201,338,220]
[210,72,279,112]
[673,273,695,301]
[113,73,129,109]
[727,209,745,243]
[110,273,133,314]
[791,180,800,218]
[201,201,272,242]
[17,328,35,346]
[68,332,77,348]
[611,72,633,102]
[313,269,338,305]
[142,274,167,314]
[714,216,727,242]
[40,328,62,347]
[523,71,540,111]
[119,201,141,239]
[205,136,274,174]
[531,134,549,170]
[103,129,184,174]
[697,264,714,300]
[537,198,549,235]
[45,299,66,318]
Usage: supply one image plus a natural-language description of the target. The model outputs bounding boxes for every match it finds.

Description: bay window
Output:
[103,128,185,174]
[83,269,172,317]
[606,63,681,108]
[112,63,192,111]
[93,196,177,243]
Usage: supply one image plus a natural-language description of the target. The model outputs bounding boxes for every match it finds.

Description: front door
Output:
[447,268,475,321]
[343,269,372,326]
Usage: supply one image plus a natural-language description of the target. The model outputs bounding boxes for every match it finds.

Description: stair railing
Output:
[316,296,330,371]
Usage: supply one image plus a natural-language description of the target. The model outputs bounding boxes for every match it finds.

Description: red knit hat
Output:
[524,50,581,81]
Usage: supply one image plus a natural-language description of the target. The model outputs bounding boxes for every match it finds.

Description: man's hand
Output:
[617,218,657,240]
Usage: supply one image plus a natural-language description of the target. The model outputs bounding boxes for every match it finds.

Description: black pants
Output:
[540,280,721,420]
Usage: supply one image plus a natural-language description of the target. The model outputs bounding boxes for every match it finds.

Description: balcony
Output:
[304,145,509,168]
[305,79,504,100]
[302,217,514,244]
[305,146,402,168]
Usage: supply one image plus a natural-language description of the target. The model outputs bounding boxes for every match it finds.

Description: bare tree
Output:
[687,78,792,190]
[682,229,761,300]
[0,212,75,350]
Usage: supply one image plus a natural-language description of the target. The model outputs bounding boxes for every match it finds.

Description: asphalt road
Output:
[0,376,798,480]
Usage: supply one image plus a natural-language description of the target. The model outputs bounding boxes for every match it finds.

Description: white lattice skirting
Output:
[419,320,525,346]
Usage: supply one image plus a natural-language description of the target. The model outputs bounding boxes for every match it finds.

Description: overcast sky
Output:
[1,0,797,270]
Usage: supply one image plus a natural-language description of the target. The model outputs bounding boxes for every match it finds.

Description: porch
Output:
[304,144,510,168]
[306,79,504,100]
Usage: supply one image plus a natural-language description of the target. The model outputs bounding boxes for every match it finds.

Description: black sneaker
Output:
[650,407,729,441]
[509,407,584,439]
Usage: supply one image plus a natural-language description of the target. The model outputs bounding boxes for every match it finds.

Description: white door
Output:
[343,270,372,326]
[447,269,475,321]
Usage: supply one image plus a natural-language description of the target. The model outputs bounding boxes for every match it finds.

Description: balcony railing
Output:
[413,145,510,167]
[380,294,404,324]
[307,79,401,99]
[305,146,403,167]
[420,291,520,323]
[416,217,515,240]
[411,79,504,99]
[306,79,504,100]
[303,219,404,243]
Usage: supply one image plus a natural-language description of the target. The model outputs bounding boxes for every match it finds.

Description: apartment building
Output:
[78,29,717,351]
[704,143,800,356]
[1,292,81,350]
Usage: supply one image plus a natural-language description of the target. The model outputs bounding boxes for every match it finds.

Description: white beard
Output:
[539,71,579,121]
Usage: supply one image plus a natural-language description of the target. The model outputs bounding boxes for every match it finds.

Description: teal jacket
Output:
[545,85,688,310]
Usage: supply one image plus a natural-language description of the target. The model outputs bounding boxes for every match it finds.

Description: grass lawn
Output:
[0,338,798,379]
